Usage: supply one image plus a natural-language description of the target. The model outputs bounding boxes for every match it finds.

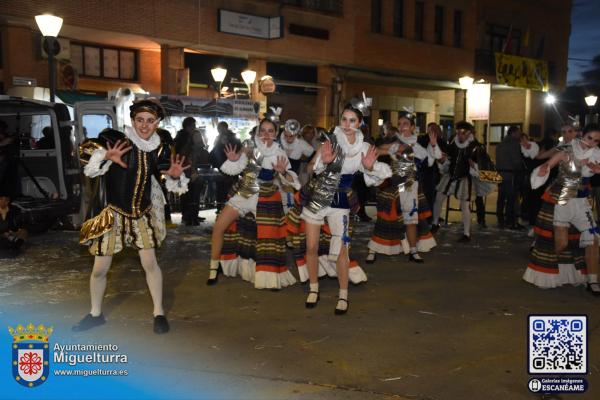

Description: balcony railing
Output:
[280,0,343,15]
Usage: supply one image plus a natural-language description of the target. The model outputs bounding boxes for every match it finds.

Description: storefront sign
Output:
[495,53,549,91]
[232,99,259,119]
[467,83,491,121]
[218,9,283,40]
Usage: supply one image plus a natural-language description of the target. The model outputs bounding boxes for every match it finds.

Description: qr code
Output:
[528,315,587,374]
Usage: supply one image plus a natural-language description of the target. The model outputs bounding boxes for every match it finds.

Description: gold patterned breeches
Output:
[80,206,166,256]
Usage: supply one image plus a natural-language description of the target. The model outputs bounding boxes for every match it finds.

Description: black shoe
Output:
[509,223,525,231]
[72,314,106,332]
[587,282,600,296]
[197,216,206,222]
[365,252,377,264]
[334,298,349,315]
[458,234,471,243]
[206,264,221,286]
[408,253,424,263]
[357,213,372,222]
[478,221,487,229]
[430,224,440,234]
[153,315,170,334]
[305,291,320,308]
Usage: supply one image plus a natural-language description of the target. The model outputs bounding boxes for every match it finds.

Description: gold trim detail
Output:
[79,207,115,244]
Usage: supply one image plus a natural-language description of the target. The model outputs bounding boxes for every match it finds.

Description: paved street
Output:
[1,209,599,400]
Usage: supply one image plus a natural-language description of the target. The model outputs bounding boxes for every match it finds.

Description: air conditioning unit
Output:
[40,37,71,62]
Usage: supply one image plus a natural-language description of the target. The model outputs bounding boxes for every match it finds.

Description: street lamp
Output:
[585,95,598,125]
[211,67,227,96]
[35,14,63,102]
[458,75,474,120]
[585,95,598,107]
[545,94,556,105]
[241,69,256,98]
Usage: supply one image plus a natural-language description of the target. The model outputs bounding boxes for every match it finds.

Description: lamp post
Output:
[458,75,474,120]
[36,14,63,102]
[241,69,257,99]
[211,67,227,97]
[585,95,598,125]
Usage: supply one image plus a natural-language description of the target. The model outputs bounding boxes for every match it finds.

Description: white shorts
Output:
[301,207,350,258]
[554,198,598,247]
[399,184,419,225]
[227,193,258,217]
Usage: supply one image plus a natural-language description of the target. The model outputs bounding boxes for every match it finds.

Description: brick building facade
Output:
[0,0,572,150]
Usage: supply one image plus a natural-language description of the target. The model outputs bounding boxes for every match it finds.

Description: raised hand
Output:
[160,154,191,178]
[361,145,378,171]
[538,163,550,177]
[273,156,289,174]
[428,130,437,146]
[224,143,240,161]
[105,140,132,169]
[321,140,335,164]
[395,143,409,155]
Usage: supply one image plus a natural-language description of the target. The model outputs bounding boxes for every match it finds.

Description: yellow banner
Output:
[495,53,549,91]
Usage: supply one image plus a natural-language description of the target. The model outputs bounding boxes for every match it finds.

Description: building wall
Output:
[0,0,571,136]
[476,0,572,89]
[352,0,477,80]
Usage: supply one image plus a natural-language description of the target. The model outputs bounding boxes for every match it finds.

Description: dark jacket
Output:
[495,135,525,173]
[85,129,170,218]
[0,205,22,234]
[210,132,242,170]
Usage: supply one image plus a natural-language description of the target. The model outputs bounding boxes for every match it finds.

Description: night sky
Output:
[568,0,600,85]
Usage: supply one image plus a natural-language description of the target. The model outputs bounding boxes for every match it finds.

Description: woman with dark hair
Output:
[206,118,300,290]
[299,105,391,314]
[366,111,440,264]
[524,124,600,295]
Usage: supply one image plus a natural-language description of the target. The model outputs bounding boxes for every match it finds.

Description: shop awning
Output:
[55,90,105,105]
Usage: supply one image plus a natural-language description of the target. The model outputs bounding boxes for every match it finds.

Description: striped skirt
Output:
[367,183,436,256]
[523,190,587,288]
[286,192,367,284]
[220,184,296,289]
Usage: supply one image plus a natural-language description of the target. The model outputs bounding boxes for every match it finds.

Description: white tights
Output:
[432,193,471,236]
[89,248,164,317]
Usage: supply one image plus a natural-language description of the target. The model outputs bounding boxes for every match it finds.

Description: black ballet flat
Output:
[587,282,600,297]
[365,252,377,264]
[72,313,106,332]
[206,265,221,286]
[334,298,349,315]
[305,291,320,308]
[153,315,170,334]
[408,253,424,264]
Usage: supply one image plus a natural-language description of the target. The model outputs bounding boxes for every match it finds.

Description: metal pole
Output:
[47,37,56,102]
[463,89,467,121]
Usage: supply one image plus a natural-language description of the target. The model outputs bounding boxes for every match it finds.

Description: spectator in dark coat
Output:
[0,194,27,257]
[209,121,242,212]
[175,117,203,225]
[495,126,526,229]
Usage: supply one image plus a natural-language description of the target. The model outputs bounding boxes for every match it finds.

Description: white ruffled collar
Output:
[125,126,160,152]
[280,137,296,151]
[333,126,363,157]
[454,134,474,149]
[572,138,596,160]
[397,133,417,146]
[255,137,280,157]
